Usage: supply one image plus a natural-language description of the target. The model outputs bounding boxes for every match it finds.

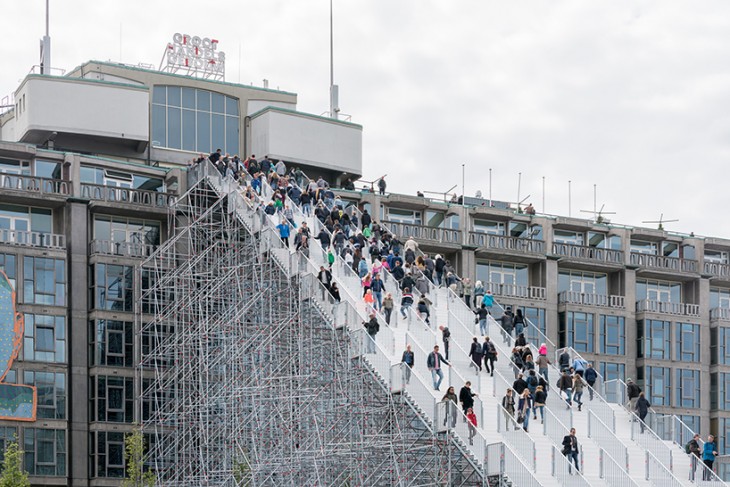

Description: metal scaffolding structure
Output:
[138,166,484,486]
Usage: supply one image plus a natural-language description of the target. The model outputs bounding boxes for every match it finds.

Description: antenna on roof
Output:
[642,214,679,231]
[328,0,340,119]
[39,0,51,74]
[580,184,615,223]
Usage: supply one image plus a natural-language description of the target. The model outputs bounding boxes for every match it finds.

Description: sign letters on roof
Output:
[163,33,226,81]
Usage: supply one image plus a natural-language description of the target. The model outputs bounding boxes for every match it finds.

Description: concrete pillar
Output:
[624,268,638,382]
[66,200,89,486]
[699,276,712,435]
[545,256,560,348]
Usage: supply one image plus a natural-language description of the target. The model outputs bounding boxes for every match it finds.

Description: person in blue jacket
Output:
[703,435,719,481]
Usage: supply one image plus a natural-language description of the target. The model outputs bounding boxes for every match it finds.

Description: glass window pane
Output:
[151,104,166,147]
[197,112,210,153]
[225,96,238,116]
[167,107,181,149]
[225,116,239,155]
[151,86,166,105]
[182,110,196,152]
[181,87,196,109]
[211,93,225,113]
[197,90,210,111]
[212,114,225,151]
[166,86,181,107]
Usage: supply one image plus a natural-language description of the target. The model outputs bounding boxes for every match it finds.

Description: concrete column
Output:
[545,256,560,348]
[66,200,89,486]
[699,276,712,435]
[624,268,638,381]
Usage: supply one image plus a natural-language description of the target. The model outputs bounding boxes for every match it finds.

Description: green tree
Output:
[0,438,30,487]
[122,427,156,487]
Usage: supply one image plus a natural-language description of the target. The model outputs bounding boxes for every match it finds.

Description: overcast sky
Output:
[4,1,730,237]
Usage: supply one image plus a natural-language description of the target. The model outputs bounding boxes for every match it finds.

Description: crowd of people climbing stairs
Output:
[193,151,721,481]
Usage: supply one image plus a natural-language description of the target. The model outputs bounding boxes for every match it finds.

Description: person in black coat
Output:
[469,337,483,372]
[635,392,651,433]
[459,381,478,417]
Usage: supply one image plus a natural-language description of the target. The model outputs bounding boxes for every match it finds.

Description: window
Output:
[712,327,730,365]
[473,219,505,235]
[90,431,126,478]
[90,376,134,423]
[711,373,730,410]
[24,428,66,476]
[600,362,625,382]
[23,257,65,306]
[151,86,239,155]
[34,160,61,179]
[676,369,700,408]
[680,415,700,439]
[93,216,161,246]
[553,230,584,245]
[600,315,625,355]
[710,288,730,310]
[638,320,671,359]
[558,270,607,294]
[509,221,528,238]
[80,166,165,192]
[715,418,730,455]
[90,320,133,367]
[631,240,658,255]
[560,311,594,352]
[0,253,17,288]
[662,241,679,258]
[0,427,17,465]
[642,366,671,406]
[706,250,729,264]
[23,371,65,419]
[476,261,528,287]
[0,157,30,176]
[676,323,700,362]
[636,279,680,303]
[523,307,546,345]
[386,208,422,225]
[23,314,65,363]
[91,264,134,312]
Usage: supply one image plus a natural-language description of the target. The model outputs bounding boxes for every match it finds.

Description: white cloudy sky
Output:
[3,1,730,237]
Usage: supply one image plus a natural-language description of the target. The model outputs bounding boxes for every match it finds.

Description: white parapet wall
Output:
[250,107,362,177]
[13,75,149,144]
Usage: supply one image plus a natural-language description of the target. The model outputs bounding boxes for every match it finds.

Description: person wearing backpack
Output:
[526,371,539,419]
[686,433,701,481]
[534,385,547,424]
[501,389,516,431]
[584,363,598,400]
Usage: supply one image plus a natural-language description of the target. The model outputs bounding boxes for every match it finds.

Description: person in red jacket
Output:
[466,407,478,445]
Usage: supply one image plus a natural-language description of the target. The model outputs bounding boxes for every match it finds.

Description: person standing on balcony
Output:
[475,304,490,336]
[427,345,449,391]
[703,435,719,481]
[469,337,483,372]
[382,293,394,324]
[474,280,485,309]
[687,433,701,481]
[378,177,387,195]
[401,344,414,384]
[514,309,525,336]
[463,278,473,308]
[562,428,580,474]
[635,392,651,433]
[626,378,641,412]
[440,325,451,359]
[482,337,497,376]
[584,364,598,400]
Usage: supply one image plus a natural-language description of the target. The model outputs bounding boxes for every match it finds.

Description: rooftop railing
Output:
[0,174,70,196]
[558,291,625,308]
[468,232,544,254]
[485,282,547,301]
[630,252,698,273]
[635,299,700,317]
[0,229,65,249]
[89,239,158,258]
[382,220,462,245]
[81,183,177,208]
[552,242,624,264]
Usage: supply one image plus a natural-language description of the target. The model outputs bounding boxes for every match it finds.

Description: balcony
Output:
[704,261,730,279]
[468,232,544,254]
[90,239,158,258]
[0,174,70,197]
[0,229,65,249]
[630,253,698,273]
[81,184,177,209]
[485,282,547,301]
[711,307,730,322]
[382,221,462,245]
[558,291,625,308]
[636,299,700,317]
[552,243,623,265]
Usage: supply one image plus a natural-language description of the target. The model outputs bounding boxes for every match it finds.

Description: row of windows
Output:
[559,312,626,355]
[638,366,700,408]
[638,320,700,361]
[0,254,64,306]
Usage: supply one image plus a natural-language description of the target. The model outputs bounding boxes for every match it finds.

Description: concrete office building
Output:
[0,54,729,483]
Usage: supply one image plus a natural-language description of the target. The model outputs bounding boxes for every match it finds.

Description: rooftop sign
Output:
[160,33,226,81]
